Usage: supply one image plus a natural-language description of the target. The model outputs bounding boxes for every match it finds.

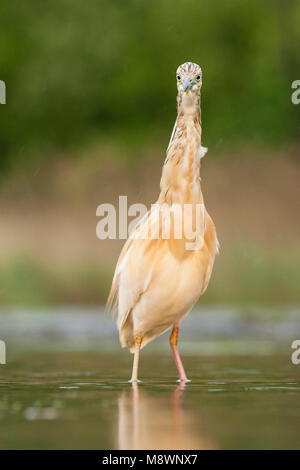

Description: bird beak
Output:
[182,77,194,92]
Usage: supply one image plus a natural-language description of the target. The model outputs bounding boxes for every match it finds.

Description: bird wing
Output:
[108,203,176,334]
[106,209,152,319]
[199,211,219,295]
[106,237,131,315]
[107,206,218,332]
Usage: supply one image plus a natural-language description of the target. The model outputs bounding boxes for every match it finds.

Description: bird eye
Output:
[196,75,201,81]
[177,75,181,81]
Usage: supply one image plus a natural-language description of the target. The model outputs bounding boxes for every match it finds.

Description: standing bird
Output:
[107,62,218,383]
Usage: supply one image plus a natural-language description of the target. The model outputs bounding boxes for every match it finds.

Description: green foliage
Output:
[0,257,56,305]
[1,246,300,307]
[0,0,299,172]
[204,244,300,306]
[0,255,113,306]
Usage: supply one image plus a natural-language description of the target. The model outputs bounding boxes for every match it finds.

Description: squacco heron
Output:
[108,62,218,383]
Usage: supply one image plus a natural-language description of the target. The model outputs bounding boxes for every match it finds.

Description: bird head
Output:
[176,62,202,96]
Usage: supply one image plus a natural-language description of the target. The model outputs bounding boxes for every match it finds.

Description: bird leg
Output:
[130,333,143,383]
[170,324,188,382]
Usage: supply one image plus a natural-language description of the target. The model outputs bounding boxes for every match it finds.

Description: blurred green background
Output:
[0,0,299,307]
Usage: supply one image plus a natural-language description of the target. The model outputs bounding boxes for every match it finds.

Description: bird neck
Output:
[158,92,203,206]
[177,90,201,122]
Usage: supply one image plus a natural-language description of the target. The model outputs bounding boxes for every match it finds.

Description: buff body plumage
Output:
[107,62,218,382]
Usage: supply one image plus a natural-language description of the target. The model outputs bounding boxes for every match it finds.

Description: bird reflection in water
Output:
[117,382,215,450]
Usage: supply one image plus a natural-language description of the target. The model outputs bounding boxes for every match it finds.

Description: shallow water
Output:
[0,351,299,449]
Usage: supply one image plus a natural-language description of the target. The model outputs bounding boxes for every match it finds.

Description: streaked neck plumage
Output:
[158,89,204,206]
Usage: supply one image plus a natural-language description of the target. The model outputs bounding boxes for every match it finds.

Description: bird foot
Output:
[176,378,191,383]
[128,379,142,384]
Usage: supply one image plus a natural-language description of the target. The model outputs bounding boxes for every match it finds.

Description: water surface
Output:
[0,351,299,449]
